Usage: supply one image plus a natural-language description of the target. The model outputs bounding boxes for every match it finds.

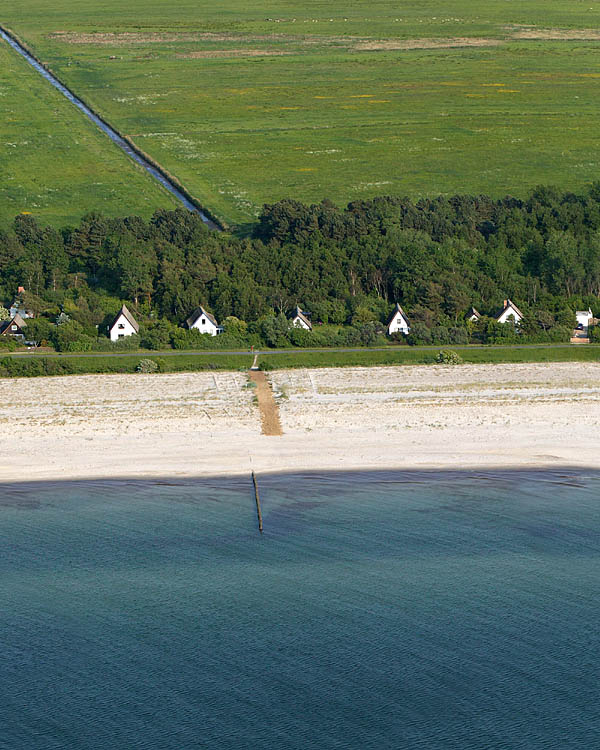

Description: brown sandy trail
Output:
[249,370,283,436]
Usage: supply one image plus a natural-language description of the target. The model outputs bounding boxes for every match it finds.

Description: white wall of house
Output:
[291,315,311,330]
[497,307,522,325]
[388,312,410,335]
[190,314,220,336]
[109,314,137,341]
[576,310,593,328]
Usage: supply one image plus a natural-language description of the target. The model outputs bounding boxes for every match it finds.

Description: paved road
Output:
[3,343,598,359]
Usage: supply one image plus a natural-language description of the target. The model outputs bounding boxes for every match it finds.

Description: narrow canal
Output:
[0,26,218,229]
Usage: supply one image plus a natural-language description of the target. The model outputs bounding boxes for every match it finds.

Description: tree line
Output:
[2,183,600,350]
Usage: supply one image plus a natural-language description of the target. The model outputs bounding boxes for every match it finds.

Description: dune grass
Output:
[3,0,600,226]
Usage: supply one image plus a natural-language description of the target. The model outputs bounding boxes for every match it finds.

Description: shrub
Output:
[436,349,463,365]
[136,358,159,373]
[406,323,433,346]
[0,338,17,351]
[0,357,75,378]
[140,320,174,350]
[90,334,141,352]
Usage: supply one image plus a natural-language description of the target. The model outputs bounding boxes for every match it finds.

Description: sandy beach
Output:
[1,362,599,482]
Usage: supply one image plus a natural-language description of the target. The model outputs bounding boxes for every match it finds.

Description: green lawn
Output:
[2,1,600,226]
[0,37,180,228]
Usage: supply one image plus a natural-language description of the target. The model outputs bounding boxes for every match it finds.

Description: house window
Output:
[118,323,125,329]
[118,334,124,338]
[11,325,17,331]
[201,318,206,325]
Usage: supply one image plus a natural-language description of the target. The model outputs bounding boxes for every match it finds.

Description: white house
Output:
[576,308,593,330]
[465,306,481,323]
[186,306,221,336]
[289,306,312,331]
[387,303,410,335]
[496,299,523,325]
[109,304,139,341]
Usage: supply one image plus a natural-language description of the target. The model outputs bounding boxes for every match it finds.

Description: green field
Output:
[0,36,179,227]
[3,1,600,226]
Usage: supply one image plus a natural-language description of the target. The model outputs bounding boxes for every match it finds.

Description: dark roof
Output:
[496,298,523,321]
[387,303,409,327]
[465,306,481,320]
[109,304,139,333]
[186,306,218,329]
[289,306,312,330]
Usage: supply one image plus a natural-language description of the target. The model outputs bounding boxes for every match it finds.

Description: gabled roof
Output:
[0,313,27,334]
[496,298,523,321]
[465,306,481,320]
[109,304,139,333]
[387,303,409,326]
[290,306,312,330]
[186,306,218,329]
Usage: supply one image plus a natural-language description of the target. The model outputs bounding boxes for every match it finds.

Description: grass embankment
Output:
[4,0,600,226]
[258,346,600,370]
[0,353,253,377]
[3,345,600,377]
[0,35,179,226]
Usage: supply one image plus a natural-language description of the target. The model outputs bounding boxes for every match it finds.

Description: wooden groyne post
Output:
[252,471,263,533]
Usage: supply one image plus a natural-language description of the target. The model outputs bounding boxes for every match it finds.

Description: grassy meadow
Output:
[2,1,600,226]
[0,38,179,228]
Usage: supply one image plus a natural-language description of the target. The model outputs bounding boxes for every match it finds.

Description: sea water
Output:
[1,470,599,749]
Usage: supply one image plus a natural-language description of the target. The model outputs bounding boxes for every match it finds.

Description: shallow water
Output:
[1,470,599,749]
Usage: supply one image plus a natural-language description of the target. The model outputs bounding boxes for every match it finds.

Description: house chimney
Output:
[17,286,25,293]
[503,299,508,307]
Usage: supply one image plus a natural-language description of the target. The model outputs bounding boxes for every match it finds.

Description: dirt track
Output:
[249,370,283,436]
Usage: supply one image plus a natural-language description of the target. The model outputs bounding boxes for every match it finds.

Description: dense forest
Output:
[2,183,600,351]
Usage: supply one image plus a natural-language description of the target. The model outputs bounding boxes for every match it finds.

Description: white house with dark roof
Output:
[109,304,139,341]
[496,299,523,325]
[465,306,481,323]
[186,306,221,336]
[289,306,312,331]
[387,303,410,335]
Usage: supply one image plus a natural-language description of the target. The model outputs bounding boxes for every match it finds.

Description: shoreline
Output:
[1,464,596,491]
[2,362,600,484]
